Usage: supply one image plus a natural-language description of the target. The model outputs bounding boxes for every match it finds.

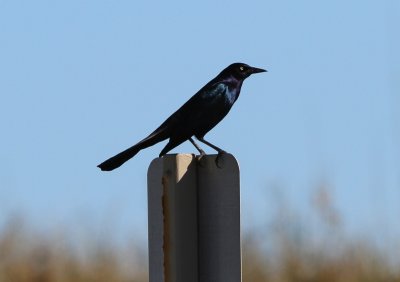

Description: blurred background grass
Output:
[1,184,399,282]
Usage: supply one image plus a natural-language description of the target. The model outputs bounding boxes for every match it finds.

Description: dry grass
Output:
[241,184,400,282]
[242,234,400,282]
[0,217,147,282]
[1,187,399,282]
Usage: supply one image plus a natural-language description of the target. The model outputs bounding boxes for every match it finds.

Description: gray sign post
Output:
[147,154,241,282]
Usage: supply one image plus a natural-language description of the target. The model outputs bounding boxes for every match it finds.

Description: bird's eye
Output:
[239,66,245,71]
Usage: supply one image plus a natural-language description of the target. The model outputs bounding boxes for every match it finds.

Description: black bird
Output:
[98,63,266,171]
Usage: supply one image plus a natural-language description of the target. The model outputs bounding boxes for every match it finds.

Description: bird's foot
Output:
[215,150,227,168]
[196,152,206,166]
[196,151,226,168]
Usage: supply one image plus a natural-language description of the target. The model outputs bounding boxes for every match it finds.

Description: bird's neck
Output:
[221,75,243,103]
[221,75,243,88]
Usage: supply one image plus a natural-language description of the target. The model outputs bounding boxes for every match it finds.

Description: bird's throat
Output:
[223,76,243,104]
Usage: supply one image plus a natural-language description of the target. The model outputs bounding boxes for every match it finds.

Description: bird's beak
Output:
[250,66,267,74]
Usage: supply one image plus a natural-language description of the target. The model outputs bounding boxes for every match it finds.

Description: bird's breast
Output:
[219,77,243,105]
[223,86,240,105]
[200,81,242,109]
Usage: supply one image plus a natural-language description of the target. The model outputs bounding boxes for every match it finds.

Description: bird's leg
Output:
[189,137,206,157]
[196,137,227,168]
[196,137,225,153]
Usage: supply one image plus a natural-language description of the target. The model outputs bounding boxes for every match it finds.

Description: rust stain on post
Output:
[161,175,170,282]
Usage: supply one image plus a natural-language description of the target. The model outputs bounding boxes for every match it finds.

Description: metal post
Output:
[147,154,241,282]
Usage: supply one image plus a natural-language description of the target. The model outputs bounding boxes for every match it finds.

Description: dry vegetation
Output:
[1,187,399,282]
[242,231,400,282]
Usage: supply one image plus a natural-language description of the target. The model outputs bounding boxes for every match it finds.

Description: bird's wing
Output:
[175,82,228,115]
[141,82,227,141]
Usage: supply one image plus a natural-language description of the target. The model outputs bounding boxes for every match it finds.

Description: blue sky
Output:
[0,0,399,245]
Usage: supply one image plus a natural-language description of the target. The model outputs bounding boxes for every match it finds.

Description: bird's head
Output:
[224,63,267,80]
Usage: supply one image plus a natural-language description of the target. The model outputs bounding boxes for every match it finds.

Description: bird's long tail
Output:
[97,144,142,171]
[97,128,169,171]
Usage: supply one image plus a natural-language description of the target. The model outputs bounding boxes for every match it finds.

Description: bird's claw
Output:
[196,151,226,168]
[215,151,227,168]
[196,152,206,167]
